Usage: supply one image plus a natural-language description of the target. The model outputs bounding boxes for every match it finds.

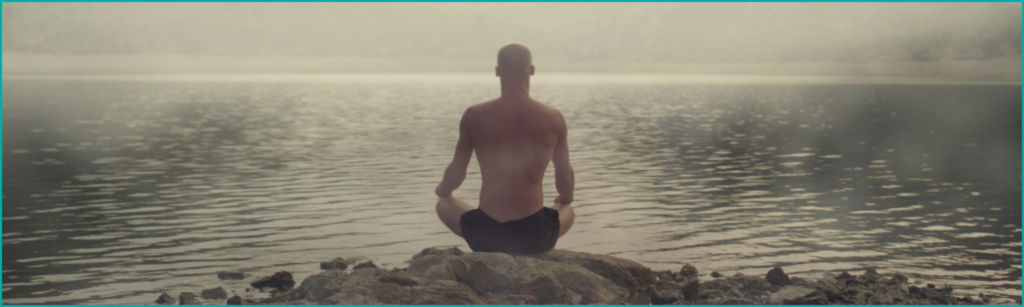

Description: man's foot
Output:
[553,202,575,238]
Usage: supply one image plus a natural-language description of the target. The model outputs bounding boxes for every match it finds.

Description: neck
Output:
[499,77,530,98]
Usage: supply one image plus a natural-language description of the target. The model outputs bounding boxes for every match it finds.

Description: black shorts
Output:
[459,207,560,255]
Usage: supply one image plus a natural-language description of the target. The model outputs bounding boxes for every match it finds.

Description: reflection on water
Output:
[2,75,1021,303]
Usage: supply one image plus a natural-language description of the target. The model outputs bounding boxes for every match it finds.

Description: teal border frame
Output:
[0,1,1021,306]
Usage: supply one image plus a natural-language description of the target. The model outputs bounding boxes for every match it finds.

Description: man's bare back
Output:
[434,44,575,253]
[462,96,566,221]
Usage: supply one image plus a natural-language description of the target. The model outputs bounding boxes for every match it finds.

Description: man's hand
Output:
[435,183,452,198]
[554,195,573,206]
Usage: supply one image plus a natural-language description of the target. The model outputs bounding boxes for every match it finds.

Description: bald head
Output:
[497,43,533,78]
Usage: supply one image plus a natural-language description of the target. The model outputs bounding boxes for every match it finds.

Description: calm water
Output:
[2,74,1021,304]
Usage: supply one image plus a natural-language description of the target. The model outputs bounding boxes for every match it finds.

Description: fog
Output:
[2,2,1021,75]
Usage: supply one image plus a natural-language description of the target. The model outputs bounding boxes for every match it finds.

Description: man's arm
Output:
[435,107,474,198]
[552,110,575,205]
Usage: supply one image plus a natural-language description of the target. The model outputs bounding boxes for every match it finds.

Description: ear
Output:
[495,66,500,77]
[529,65,535,76]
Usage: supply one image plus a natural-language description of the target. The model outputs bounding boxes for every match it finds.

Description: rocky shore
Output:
[155,247,1000,305]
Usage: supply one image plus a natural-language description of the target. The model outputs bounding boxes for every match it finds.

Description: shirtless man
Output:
[434,44,575,255]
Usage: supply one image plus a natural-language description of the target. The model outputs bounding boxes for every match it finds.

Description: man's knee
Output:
[436,197,452,217]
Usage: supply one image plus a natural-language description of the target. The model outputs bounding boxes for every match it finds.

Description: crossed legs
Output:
[436,195,474,238]
[436,195,576,239]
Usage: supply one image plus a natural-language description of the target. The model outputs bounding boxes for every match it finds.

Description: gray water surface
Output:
[3,74,1021,304]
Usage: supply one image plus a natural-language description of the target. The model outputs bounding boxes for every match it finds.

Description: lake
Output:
[2,74,1021,304]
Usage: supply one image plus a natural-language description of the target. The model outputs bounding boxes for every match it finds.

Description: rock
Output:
[482,293,538,305]
[321,292,380,305]
[352,261,377,270]
[679,278,699,300]
[964,296,984,304]
[319,257,348,270]
[856,267,886,284]
[710,271,722,278]
[280,269,349,302]
[888,273,909,285]
[678,264,699,279]
[412,246,464,261]
[378,270,429,287]
[408,254,464,277]
[626,287,654,305]
[348,281,413,304]
[408,280,485,304]
[226,295,244,305]
[155,292,176,304]
[815,275,844,301]
[178,292,201,305]
[250,271,295,291]
[525,249,658,295]
[513,275,574,304]
[349,267,384,279]
[651,281,684,304]
[837,271,853,280]
[266,248,973,306]
[654,270,673,281]
[769,285,825,304]
[720,297,756,304]
[217,271,247,280]
[422,262,459,281]
[461,252,630,304]
[200,287,228,300]
[766,266,791,286]
[461,255,515,294]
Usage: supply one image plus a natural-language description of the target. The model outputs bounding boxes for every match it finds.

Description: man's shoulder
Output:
[535,101,565,120]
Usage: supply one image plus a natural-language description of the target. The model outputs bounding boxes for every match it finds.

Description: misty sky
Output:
[3,2,1021,63]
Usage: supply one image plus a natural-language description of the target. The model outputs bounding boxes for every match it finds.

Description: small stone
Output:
[888,273,908,285]
[250,271,295,291]
[155,292,176,304]
[766,267,791,286]
[837,271,853,280]
[927,283,936,289]
[353,261,377,270]
[679,278,699,300]
[678,264,698,279]
[710,271,722,278]
[179,292,202,305]
[320,257,348,270]
[863,267,879,276]
[651,284,683,304]
[200,287,228,300]
[654,270,673,281]
[909,286,921,295]
[217,271,247,280]
[226,295,244,305]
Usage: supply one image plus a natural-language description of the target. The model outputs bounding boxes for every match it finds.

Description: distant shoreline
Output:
[3,73,1019,86]
[3,53,1020,81]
